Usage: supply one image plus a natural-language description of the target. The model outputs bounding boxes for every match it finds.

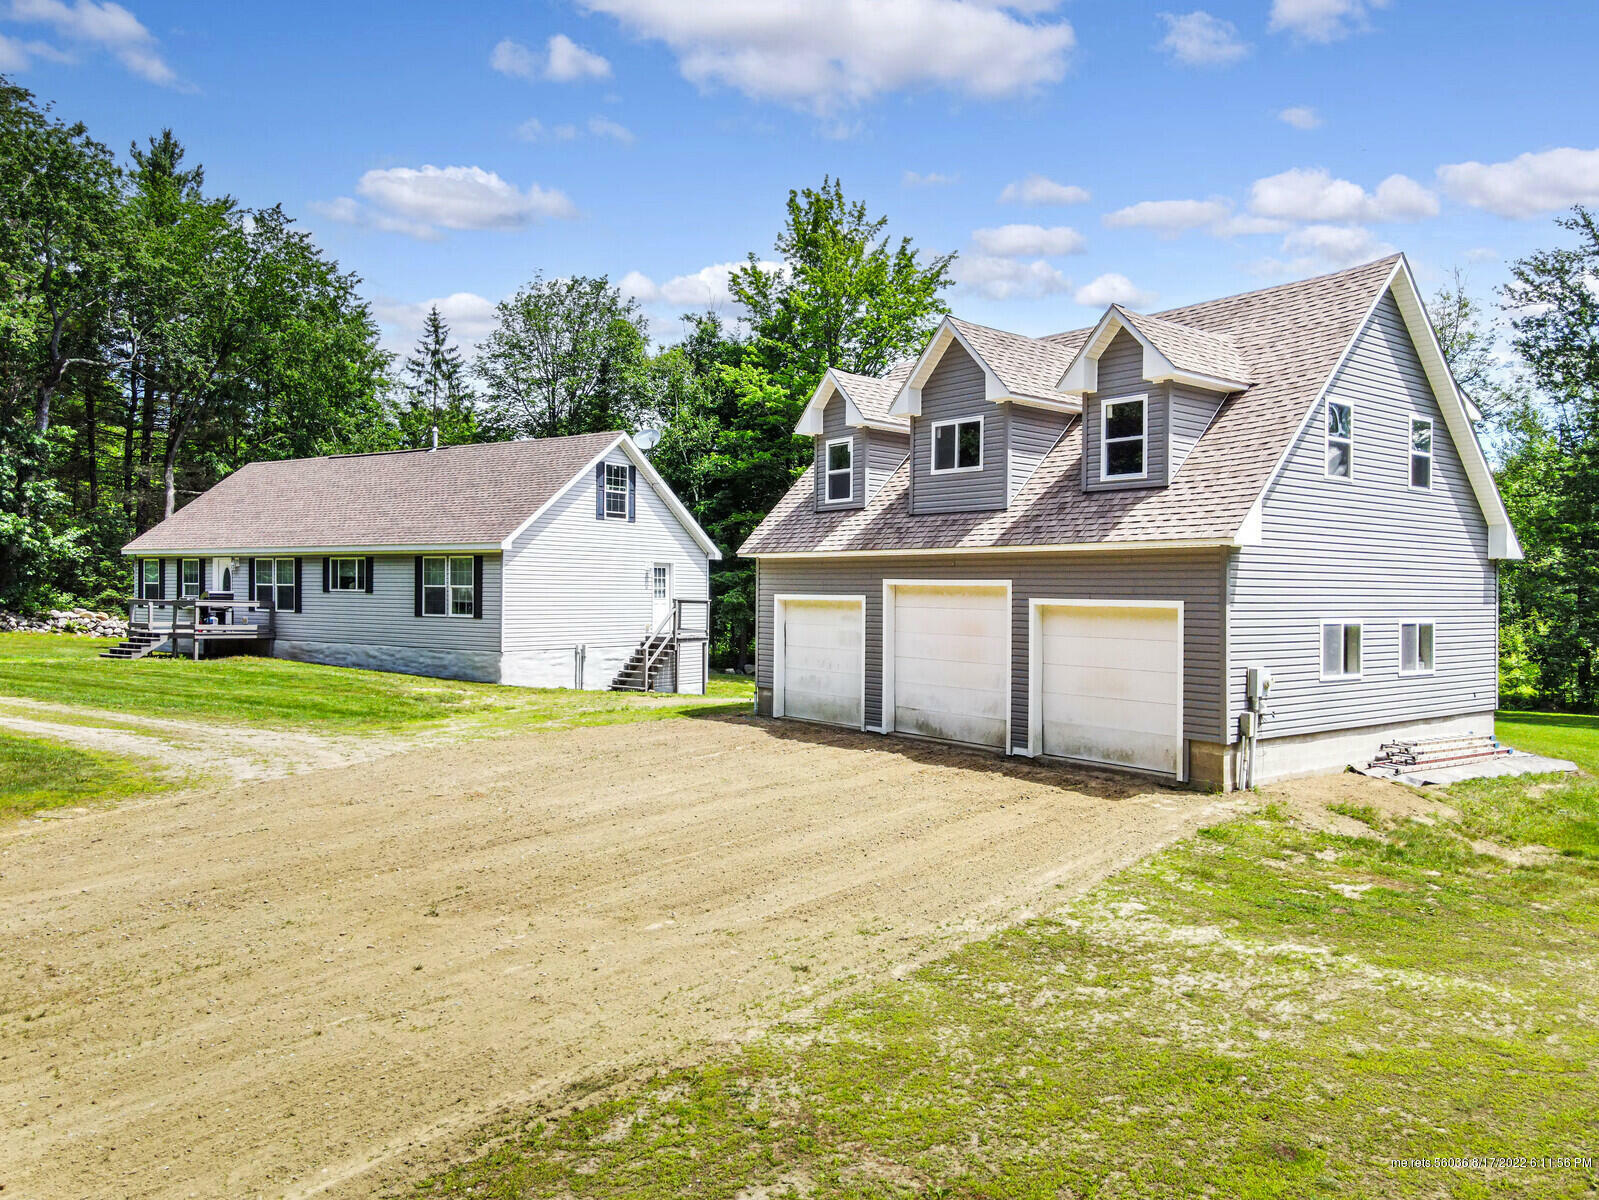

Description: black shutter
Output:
[627,464,636,523]
[158,558,167,599]
[413,556,423,617]
[595,462,606,519]
[322,557,330,593]
[199,558,208,595]
[364,556,374,594]
[248,558,256,602]
[293,557,303,613]
[472,555,484,619]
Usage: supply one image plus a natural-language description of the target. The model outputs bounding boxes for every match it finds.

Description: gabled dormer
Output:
[1058,306,1250,491]
[795,366,912,512]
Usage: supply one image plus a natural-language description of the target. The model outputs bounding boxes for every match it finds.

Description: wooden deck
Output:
[108,598,274,660]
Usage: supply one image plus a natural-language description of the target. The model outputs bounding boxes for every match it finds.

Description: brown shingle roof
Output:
[949,317,1078,403]
[832,360,913,425]
[1112,307,1251,384]
[124,431,624,553]
[741,256,1400,556]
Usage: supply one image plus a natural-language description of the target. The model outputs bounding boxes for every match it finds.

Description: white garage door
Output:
[1036,602,1182,776]
[778,597,863,728]
[890,584,1009,748]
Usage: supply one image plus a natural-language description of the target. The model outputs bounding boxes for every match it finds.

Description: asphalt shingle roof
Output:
[831,360,913,425]
[949,316,1079,403]
[741,255,1399,556]
[124,431,624,553]
[1112,307,1251,384]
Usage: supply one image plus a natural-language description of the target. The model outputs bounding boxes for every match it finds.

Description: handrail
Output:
[640,604,677,687]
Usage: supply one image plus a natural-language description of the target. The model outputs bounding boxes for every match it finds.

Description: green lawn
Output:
[0,728,168,821]
[416,716,1599,1199]
[1498,710,1599,773]
[0,632,751,732]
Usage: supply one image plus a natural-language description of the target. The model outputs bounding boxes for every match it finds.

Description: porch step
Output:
[99,630,169,660]
[611,635,676,692]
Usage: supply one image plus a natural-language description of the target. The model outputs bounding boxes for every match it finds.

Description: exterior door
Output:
[651,563,673,630]
[776,596,864,728]
[888,583,1009,749]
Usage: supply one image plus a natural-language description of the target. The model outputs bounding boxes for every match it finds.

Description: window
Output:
[652,564,668,600]
[825,438,853,502]
[181,558,200,598]
[254,558,295,611]
[604,463,629,518]
[330,557,365,592]
[931,417,982,473]
[1101,395,1147,479]
[140,559,160,599]
[1409,417,1433,490]
[1400,621,1435,675]
[1326,399,1353,479]
[423,555,474,617]
[1320,621,1363,680]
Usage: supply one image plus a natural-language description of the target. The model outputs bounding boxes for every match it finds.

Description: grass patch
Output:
[1498,710,1599,774]
[414,727,1599,1199]
[0,728,168,821]
[0,633,751,733]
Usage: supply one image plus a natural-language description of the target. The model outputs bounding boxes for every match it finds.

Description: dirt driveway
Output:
[1,713,1242,1199]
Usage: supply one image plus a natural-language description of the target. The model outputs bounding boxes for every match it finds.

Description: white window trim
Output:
[1408,415,1434,491]
[824,436,854,503]
[141,559,160,598]
[180,558,200,598]
[1319,619,1364,681]
[329,556,365,592]
[1100,393,1148,482]
[929,415,984,475]
[603,462,629,519]
[255,557,296,611]
[1325,397,1354,482]
[1399,618,1437,677]
[422,554,475,618]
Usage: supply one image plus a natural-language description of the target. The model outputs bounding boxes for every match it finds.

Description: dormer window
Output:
[932,417,982,473]
[1102,396,1147,479]
[825,438,853,502]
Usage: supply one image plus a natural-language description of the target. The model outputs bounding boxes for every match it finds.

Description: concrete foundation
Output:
[272,640,500,684]
[1248,710,1497,787]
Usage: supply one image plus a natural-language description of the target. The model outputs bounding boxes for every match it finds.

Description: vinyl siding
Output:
[756,549,1227,750]
[813,394,864,510]
[1228,290,1498,741]
[501,445,712,686]
[910,342,1007,513]
[1007,405,1071,503]
[1168,384,1225,478]
[866,427,910,500]
[1083,330,1169,490]
[271,554,502,652]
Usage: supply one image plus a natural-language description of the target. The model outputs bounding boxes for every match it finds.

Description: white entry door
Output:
[888,583,1009,749]
[651,563,672,630]
[1033,601,1183,777]
[776,596,864,728]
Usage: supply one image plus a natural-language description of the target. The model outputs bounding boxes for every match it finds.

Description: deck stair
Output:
[99,630,170,660]
[612,635,676,692]
[1364,734,1511,775]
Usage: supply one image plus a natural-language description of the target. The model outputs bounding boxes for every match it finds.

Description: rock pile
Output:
[0,608,128,638]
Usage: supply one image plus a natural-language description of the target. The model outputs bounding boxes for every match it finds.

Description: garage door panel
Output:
[893,607,1006,641]
[1039,663,1181,704]
[781,599,863,728]
[895,678,1010,721]
[1039,691,1180,737]
[1041,722,1180,774]
[1041,636,1179,674]
[890,584,1009,750]
[896,706,1007,748]
[894,629,1004,664]
[893,652,1009,693]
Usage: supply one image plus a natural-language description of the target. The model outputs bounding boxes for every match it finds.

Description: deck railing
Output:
[127,596,274,638]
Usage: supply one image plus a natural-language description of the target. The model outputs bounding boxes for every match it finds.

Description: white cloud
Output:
[6,0,175,84]
[374,292,501,353]
[621,260,782,308]
[1103,198,1231,234]
[1267,0,1387,42]
[1280,223,1395,266]
[971,223,1085,257]
[315,165,577,240]
[903,169,957,187]
[1157,11,1249,66]
[1248,167,1437,222]
[1278,105,1321,130]
[1465,247,1499,263]
[953,254,1070,300]
[516,115,634,144]
[577,0,1074,114]
[1073,273,1157,308]
[586,115,635,143]
[998,173,1089,205]
[1437,147,1599,219]
[491,33,611,82]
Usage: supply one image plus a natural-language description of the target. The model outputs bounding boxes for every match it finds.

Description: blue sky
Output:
[5,0,1598,356]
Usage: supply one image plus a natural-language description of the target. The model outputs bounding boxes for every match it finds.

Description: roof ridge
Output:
[253,430,624,467]
[948,313,1055,343]
[1149,253,1401,320]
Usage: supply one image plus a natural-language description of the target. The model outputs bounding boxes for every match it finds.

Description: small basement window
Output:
[140,559,160,599]
[825,437,852,502]
[604,463,629,518]
[181,558,200,598]
[1410,416,1433,489]
[1320,621,1363,680]
[1400,621,1435,675]
[1101,396,1147,479]
[931,417,982,473]
[330,557,365,592]
[1326,399,1353,479]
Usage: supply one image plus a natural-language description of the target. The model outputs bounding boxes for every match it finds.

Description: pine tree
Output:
[399,306,476,448]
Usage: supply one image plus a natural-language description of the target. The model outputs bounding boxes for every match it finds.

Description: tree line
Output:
[1,75,1593,706]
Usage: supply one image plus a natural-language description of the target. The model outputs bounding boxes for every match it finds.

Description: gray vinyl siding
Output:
[270,554,502,652]
[866,427,910,499]
[1006,405,1071,503]
[756,549,1228,750]
[813,394,864,510]
[1083,330,1169,490]
[1228,290,1498,742]
[1168,384,1225,478]
[910,342,1007,513]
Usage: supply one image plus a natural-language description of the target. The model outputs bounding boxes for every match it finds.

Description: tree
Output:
[475,274,651,440]
[1427,268,1522,426]
[398,305,476,448]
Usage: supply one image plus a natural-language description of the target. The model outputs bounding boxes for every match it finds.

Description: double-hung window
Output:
[604,463,629,519]
[1409,417,1433,490]
[825,437,852,502]
[1101,395,1147,479]
[422,555,474,616]
[330,557,365,592]
[1400,621,1435,675]
[1326,399,1353,479]
[255,558,295,610]
[1320,621,1363,680]
[181,558,201,598]
[140,559,161,599]
[931,417,982,473]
